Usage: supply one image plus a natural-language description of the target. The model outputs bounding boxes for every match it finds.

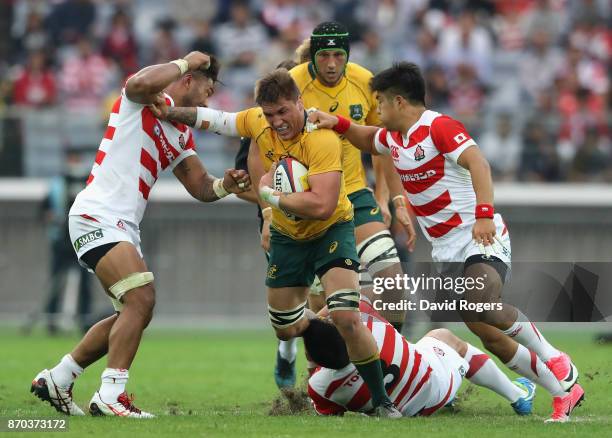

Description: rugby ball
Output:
[274,158,310,193]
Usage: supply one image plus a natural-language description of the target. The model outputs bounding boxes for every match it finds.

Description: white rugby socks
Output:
[502,312,560,362]
[463,343,525,403]
[505,344,565,397]
[99,368,129,402]
[278,338,297,363]
[50,354,83,388]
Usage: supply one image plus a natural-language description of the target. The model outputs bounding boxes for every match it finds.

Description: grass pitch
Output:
[1,326,610,437]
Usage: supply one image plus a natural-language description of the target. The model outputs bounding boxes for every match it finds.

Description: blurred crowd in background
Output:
[0,0,610,182]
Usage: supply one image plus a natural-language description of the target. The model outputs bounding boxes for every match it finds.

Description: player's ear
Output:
[182,73,193,89]
[296,97,304,111]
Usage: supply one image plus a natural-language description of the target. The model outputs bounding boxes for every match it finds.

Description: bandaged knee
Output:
[268,301,307,329]
[326,289,360,312]
[108,271,154,302]
[356,230,400,276]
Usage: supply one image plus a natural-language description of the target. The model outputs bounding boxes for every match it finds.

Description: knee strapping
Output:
[268,301,307,329]
[326,289,360,312]
[356,231,400,276]
[108,271,154,302]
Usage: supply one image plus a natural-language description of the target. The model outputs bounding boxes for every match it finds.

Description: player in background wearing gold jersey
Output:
[266,22,415,386]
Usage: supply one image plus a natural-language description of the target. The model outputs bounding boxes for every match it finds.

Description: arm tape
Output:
[195,107,239,135]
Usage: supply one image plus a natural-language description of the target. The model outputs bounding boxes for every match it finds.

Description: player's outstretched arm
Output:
[150,100,241,137]
[126,51,210,104]
[307,110,379,155]
[173,155,250,202]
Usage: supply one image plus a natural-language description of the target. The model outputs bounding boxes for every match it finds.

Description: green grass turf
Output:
[0,327,610,437]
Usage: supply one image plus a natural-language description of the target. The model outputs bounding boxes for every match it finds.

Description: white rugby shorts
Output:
[415,336,468,414]
[68,213,143,272]
[431,213,511,265]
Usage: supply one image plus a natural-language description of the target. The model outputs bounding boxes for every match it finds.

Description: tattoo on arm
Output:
[198,174,219,202]
[167,107,197,127]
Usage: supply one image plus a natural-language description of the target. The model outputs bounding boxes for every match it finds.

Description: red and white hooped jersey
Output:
[374,110,477,242]
[69,90,196,225]
[307,299,444,417]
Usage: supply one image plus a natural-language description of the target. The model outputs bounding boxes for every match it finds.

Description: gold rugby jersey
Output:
[290,62,381,195]
[236,107,353,240]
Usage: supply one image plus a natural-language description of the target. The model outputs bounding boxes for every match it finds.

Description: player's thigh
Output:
[267,286,309,310]
[423,328,468,357]
[265,228,315,289]
[313,221,360,293]
[93,242,149,289]
[350,189,386,243]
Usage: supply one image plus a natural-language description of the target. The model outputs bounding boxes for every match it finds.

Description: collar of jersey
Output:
[163,92,175,107]
[403,109,432,142]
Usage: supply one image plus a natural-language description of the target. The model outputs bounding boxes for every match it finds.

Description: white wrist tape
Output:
[259,186,280,208]
[195,107,239,134]
[170,59,189,75]
[261,206,273,221]
[213,178,229,198]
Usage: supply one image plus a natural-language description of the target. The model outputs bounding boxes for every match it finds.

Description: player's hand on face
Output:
[183,51,210,71]
[395,206,417,252]
[307,110,339,131]
[222,168,251,194]
[473,218,496,252]
[149,94,169,119]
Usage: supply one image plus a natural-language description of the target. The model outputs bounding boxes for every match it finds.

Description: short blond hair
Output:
[294,38,310,64]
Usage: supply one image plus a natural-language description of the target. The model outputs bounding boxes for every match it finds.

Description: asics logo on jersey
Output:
[400,169,436,182]
[329,102,339,112]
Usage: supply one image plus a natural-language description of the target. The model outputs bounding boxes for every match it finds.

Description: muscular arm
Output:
[125,63,184,105]
[172,155,220,202]
[308,111,379,155]
[247,139,270,209]
[457,146,494,205]
[162,106,240,135]
[279,171,341,220]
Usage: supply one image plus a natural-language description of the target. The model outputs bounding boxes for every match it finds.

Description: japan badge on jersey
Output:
[178,134,186,150]
[414,145,425,161]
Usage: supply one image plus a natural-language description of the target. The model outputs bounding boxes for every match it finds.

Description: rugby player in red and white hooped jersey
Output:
[30,51,251,418]
[305,297,537,417]
[307,62,583,422]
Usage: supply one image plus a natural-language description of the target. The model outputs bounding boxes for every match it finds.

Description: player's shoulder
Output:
[240,106,270,137]
[289,62,312,86]
[305,127,341,147]
[345,62,374,83]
